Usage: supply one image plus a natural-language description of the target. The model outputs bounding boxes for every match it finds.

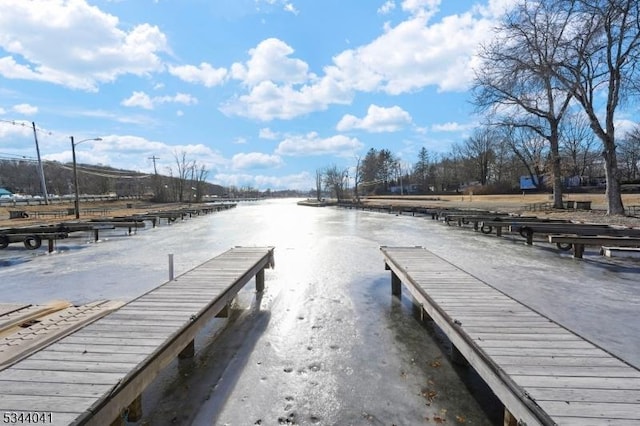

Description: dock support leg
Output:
[503,409,518,426]
[126,395,143,422]
[216,303,230,318]
[496,226,502,237]
[256,268,265,292]
[391,271,401,296]
[48,239,54,253]
[179,340,195,359]
[94,229,99,242]
[573,244,585,259]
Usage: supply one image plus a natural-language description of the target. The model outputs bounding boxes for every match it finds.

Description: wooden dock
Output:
[0,246,275,425]
[380,246,640,426]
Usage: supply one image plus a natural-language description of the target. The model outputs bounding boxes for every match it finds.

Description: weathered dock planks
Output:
[0,246,274,425]
[380,246,640,426]
[0,300,124,370]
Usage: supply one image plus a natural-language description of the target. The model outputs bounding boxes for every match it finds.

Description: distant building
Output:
[0,187,13,198]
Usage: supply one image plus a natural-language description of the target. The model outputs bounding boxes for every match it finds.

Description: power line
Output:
[0,119,53,136]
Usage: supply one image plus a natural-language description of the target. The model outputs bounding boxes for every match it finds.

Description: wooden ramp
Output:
[380,246,640,426]
[0,246,275,426]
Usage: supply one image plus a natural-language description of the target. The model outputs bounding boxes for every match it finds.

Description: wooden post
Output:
[503,409,518,426]
[48,238,54,253]
[216,303,229,318]
[391,271,401,296]
[496,226,502,237]
[179,340,195,359]
[94,229,99,242]
[126,395,143,421]
[256,268,265,292]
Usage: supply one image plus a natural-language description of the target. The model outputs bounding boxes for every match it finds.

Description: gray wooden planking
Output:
[380,246,640,426]
[0,246,275,426]
[0,303,28,317]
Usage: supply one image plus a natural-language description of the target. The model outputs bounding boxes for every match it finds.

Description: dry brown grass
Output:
[361,193,640,227]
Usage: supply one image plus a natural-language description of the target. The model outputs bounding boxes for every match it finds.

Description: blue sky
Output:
[0,0,517,191]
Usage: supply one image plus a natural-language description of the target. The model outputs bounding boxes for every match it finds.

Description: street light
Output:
[70,136,103,219]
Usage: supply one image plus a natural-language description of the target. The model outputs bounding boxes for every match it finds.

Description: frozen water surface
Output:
[0,199,638,425]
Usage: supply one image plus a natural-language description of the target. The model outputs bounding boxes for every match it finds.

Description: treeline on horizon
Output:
[319,0,640,215]
[318,122,640,200]
[0,157,304,202]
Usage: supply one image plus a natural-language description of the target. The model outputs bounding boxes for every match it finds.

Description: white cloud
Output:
[220,78,352,121]
[326,11,498,95]
[168,63,227,87]
[12,103,38,115]
[0,0,169,91]
[43,134,228,175]
[616,119,638,136]
[401,0,441,17]
[283,3,299,15]
[231,38,310,87]
[378,1,396,15]
[121,91,198,109]
[259,128,279,140]
[222,5,513,120]
[337,104,412,133]
[122,92,153,109]
[232,152,283,170]
[0,120,32,140]
[275,132,363,157]
[431,121,474,132]
[214,171,312,191]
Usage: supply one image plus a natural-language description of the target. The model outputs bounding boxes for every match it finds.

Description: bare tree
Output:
[173,150,194,202]
[560,112,599,182]
[620,126,640,181]
[323,165,348,201]
[193,163,209,202]
[500,126,550,190]
[315,168,323,201]
[461,129,497,186]
[474,0,574,208]
[353,156,361,202]
[551,0,640,214]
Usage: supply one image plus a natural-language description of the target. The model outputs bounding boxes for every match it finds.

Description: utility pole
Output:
[148,155,160,175]
[148,155,161,201]
[32,122,49,204]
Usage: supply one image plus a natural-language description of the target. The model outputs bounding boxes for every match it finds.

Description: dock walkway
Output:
[0,246,275,425]
[380,246,640,426]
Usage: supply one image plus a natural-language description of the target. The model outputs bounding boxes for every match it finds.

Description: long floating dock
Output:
[380,246,640,426]
[0,246,275,425]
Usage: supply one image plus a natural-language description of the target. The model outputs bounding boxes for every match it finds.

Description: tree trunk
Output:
[602,138,625,215]
[550,126,564,209]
